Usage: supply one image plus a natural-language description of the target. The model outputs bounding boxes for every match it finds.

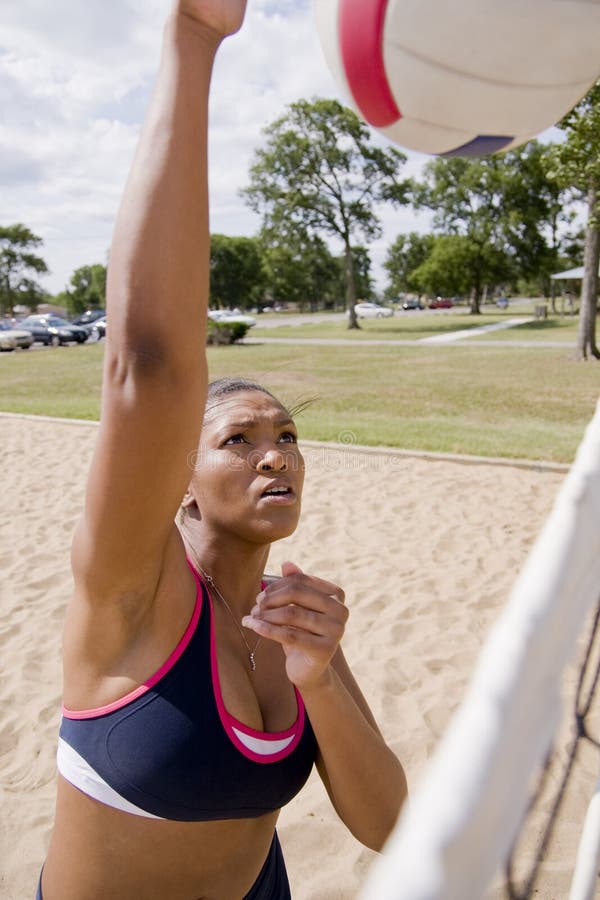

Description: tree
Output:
[63,263,107,315]
[414,157,512,312]
[546,82,600,360]
[383,232,435,299]
[501,141,575,306]
[260,230,340,311]
[411,234,506,300]
[0,224,49,316]
[413,144,567,313]
[339,245,374,301]
[210,234,266,311]
[242,98,410,328]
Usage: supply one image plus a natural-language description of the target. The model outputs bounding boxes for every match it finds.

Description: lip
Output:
[258,480,297,505]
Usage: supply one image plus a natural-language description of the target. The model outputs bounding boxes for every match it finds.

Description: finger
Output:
[257,583,348,623]
[259,573,345,608]
[250,602,347,640]
[281,560,303,578]
[241,615,339,650]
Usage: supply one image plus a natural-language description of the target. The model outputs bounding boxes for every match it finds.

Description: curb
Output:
[0,412,571,473]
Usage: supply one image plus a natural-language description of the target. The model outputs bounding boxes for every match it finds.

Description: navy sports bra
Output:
[57,561,317,821]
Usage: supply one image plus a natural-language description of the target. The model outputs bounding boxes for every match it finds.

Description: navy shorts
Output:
[36,833,290,899]
[245,831,291,899]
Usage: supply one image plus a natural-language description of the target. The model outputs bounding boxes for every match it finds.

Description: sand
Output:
[1,414,596,900]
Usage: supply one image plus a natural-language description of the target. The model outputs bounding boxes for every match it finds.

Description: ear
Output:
[181,489,196,510]
[180,490,201,522]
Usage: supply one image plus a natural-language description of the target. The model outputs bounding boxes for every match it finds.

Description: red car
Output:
[429,297,454,309]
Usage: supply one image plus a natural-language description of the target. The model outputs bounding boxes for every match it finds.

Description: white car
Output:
[0,322,34,351]
[353,302,393,319]
[208,310,257,327]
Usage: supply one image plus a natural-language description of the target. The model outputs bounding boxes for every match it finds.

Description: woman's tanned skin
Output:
[41,3,407,897]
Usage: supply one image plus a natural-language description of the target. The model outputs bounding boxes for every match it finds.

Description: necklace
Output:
[197,565,262,673]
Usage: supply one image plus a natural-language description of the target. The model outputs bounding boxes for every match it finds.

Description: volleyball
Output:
[314,0,600,156]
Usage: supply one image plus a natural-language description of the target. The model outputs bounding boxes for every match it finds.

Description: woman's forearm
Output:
[302,666,408,851]
[106,13,220,364]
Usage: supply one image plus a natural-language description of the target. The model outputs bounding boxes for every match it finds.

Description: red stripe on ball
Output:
[338,0,401,127]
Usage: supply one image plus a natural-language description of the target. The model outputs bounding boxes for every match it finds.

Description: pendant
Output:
[249,652,257,672]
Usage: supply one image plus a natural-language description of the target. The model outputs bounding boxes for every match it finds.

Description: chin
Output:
[252,513,301,545]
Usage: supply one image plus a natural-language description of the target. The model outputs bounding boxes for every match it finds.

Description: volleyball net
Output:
[361,399,600,900]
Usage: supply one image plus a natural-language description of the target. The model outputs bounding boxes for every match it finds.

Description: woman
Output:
[40,2,407,897]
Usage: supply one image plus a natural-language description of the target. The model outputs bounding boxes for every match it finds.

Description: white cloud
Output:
[0,0,425,296]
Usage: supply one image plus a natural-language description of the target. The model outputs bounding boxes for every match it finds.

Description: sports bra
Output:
[57,561,317,821]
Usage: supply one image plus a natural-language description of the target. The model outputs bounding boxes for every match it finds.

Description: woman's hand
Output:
[177,0,247,41]
[243,562,349,690]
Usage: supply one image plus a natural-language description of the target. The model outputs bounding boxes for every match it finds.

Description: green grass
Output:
[1,337,598,463]
[253,307,580,343]
[476,315,579,343]
[0,343,105,419]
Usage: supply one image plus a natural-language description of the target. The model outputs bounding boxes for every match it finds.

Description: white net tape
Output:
[361,399,600,900]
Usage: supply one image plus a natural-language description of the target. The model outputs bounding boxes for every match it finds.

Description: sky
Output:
[0,0,431,299]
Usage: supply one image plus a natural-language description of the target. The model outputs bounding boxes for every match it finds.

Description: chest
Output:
[59,590,317,821]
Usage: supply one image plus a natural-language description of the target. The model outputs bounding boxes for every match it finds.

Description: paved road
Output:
[245,313,573,349]
[1,304,574,356]
[243,336,572,349]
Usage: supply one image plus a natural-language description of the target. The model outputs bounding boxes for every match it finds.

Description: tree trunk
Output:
[550,280,558,315]
[344,242,359,329]
[550,214,559,314]
[576,180,600,361]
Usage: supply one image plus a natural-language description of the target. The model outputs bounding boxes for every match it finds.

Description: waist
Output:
[44,777,281,900]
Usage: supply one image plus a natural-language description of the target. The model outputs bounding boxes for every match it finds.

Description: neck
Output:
[179,517,270,615]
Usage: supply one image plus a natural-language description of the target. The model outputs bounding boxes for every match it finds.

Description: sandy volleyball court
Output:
[1,414,595,899]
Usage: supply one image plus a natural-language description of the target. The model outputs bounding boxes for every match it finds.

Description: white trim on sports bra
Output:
[57,738,163,819]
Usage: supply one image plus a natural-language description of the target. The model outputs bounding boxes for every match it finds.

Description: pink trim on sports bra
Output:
[205,577,306,765]
[62,561,204,720]
[62,562,306,767]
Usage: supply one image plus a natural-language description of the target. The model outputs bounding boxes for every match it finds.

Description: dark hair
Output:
[205,377,281,412]
[205,378,316,420]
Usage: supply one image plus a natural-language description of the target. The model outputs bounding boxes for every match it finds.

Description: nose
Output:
[256,446,287,472]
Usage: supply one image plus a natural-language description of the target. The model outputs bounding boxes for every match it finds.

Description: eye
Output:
[223,433,246,446]
[278,431,297,444]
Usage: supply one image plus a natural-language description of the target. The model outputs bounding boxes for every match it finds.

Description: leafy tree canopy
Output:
[383,232,435,298]
[546,81,600,359]
[546,82,600,217]
[242,97,410,326]
[210,234,266,311]
[259,229,340,311]
[0,223,49,316]
[411,234,507,300]
[63,263,107,315]
[413,142,569,311]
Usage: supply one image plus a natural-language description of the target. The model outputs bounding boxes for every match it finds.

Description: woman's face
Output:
[190,390,305,545]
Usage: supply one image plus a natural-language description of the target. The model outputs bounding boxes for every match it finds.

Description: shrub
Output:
[206,320,249,345]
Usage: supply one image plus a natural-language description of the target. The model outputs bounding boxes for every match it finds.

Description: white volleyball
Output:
[314,0,600,155]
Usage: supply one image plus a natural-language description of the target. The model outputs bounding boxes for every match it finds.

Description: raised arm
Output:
[73,3,246,600]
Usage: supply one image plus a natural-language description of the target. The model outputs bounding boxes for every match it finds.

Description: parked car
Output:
[18,315,88,346]
[429,297,454,309]
[353,302,393,319]
[496,296,509,309]
[208,310,257,327]
[71,309,106,334]
[0,321,34,351]
[91,316,107,339]
[401,298,424,311]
